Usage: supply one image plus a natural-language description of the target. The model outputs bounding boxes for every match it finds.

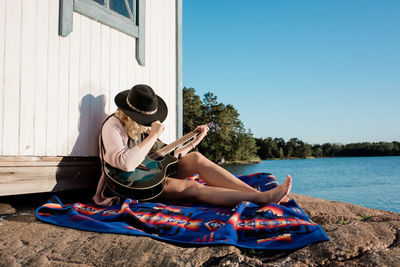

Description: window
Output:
[59,0,145,65]
[92,0,135,21]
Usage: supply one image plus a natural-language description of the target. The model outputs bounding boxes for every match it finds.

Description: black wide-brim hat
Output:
[114,84,168,126]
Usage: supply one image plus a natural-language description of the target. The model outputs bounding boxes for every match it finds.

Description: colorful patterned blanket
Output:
[36,173,329,250]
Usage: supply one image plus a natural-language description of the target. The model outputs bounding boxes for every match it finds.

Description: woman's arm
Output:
[174,125,209,157]
[137,121,164,154]
[103,120,164,172]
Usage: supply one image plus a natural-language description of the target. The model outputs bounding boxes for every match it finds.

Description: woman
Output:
[93,84,292,206]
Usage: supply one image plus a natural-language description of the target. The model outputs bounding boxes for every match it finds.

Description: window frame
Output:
[59,0,146,65]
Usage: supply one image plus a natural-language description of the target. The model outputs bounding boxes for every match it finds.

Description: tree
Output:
[322,143,333,157]
[274,138,286,158]
[255,137,280,159]
[232,129,258,161]
[301,143,313,158]
[182,87,204,134]
[278,147,284,158]
[199,93,232,161]
[183,88,258,163]
[286,138,302,158]
[312,144,323,157]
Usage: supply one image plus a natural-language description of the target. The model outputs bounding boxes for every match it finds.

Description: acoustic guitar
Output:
[104,123,218,201]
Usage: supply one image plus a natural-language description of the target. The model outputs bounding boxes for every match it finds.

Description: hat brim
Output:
[114,89,168,126]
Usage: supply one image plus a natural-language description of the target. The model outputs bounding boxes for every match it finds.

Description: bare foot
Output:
[278,196,290,204]
[258,175,292,204]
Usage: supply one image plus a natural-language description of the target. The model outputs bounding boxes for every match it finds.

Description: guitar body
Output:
[101,121,219,201]
[104,154,178,201]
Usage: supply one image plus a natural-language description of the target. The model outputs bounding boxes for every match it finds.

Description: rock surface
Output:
[0,192,399,266]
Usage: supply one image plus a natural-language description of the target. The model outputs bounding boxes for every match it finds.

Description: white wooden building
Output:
[0,0,182,195]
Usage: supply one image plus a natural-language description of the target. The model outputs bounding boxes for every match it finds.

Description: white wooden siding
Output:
[0,0,6,155]
[34,0,50,156]
[3,0,21,156]
[0,0,177,157]
[19,0,36,155]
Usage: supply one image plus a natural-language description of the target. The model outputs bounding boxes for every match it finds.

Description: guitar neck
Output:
[150,130,200,158]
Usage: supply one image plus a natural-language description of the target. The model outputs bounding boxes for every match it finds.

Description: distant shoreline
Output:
[222,155,400,165]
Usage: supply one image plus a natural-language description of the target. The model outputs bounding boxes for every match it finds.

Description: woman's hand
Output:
[138,121,164,158]
[174,124,209,157]
[191,124,209,147]
[149,121,165,138]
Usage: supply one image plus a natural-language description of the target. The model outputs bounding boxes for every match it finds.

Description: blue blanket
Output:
[36,173,329,250]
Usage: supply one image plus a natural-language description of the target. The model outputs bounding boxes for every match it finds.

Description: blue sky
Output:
[182,0,400,144]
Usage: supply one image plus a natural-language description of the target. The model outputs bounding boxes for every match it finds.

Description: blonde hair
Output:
[115,109,148,141]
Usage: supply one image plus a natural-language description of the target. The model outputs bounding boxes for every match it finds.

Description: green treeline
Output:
[183,87,400,162]
[256,137,400,159]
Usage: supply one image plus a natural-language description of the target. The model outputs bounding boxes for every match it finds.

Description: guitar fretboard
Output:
[149,130,200,158]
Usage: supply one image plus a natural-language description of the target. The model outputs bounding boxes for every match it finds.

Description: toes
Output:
[285,175,292,187]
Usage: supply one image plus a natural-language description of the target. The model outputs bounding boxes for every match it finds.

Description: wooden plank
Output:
[109,28,120,112]
[3,0,22,155]
[160,0,177,142]
[176,0,183,139]
[164,0,169,106]
[164,0,173,143]
[0,156,98,166]
[168,0,175,134]
[19,0,37,155]
[172,0,180,141]
[152,0,170,140]
[158,0,168,141]
[34,0,50,156]
[78,15,91,156]
[144,0,151,83]
[119,33,128,93]
[148,0,156,93]
[0,0,6,155]
[170,0,179,142]
[167,0,173,140]
[126,35,136,87]
[100,25,111,114]
[59,0,74,37]
[57,20,71,156]
[46,0,60,156]
[135,0,146,65]
[154,0,160,93]
[68,12,81,156]
[0,156,100,196]
[89,20,102,156]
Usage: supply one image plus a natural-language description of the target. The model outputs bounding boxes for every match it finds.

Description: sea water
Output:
[223,156,400,213]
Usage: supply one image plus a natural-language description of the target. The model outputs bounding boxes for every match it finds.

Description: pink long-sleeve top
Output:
[92,115,149,206]
[92,115,197,205]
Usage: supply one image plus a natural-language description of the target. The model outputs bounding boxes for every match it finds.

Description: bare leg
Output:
[160,175,292,206]
[175,152,259,193]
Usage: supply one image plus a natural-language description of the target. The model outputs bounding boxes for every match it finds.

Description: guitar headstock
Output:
[206,122,221,133]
